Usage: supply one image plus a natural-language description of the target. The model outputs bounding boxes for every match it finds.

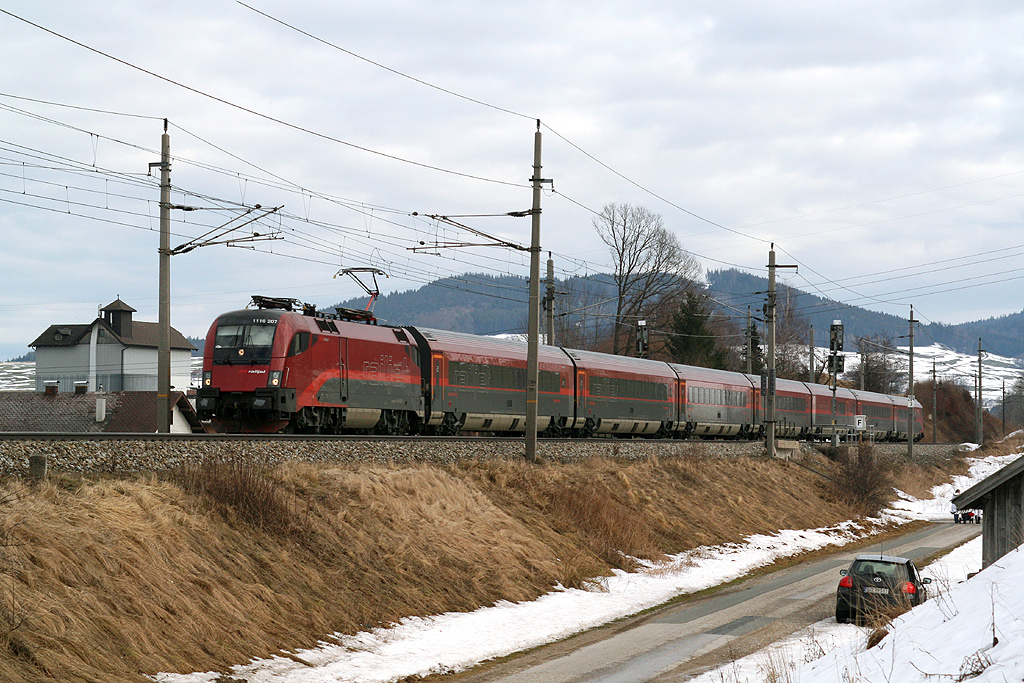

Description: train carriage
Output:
[850,390,899,442]
[671,365,756,438]
[774,378,813,439]
[895,398,925,442]
[806,383,859,440]
[567,349,677,437]
[409,328,576,435]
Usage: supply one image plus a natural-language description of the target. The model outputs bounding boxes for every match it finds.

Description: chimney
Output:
[96,395,107,422]
[74,381,88,395]
[43,380,58,396]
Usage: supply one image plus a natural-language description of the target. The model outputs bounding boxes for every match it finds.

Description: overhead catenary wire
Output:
[2,11,1024,342]
[0,8,526,189]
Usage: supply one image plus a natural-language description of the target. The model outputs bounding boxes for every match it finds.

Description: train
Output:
[195,295,925,441]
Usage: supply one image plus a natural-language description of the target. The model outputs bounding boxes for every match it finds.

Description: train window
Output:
[287,331,311,357]
[212,322,276,364]
[540,371,560,393]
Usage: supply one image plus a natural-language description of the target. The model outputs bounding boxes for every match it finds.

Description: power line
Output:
[0,8,525,189]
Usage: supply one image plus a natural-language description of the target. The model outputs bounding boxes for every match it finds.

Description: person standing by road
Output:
[951,490,960,523]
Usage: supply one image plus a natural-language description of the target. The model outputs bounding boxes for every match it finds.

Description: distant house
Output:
[953,457,1024,568]
[29,299,194,393]
[0,390,205,433]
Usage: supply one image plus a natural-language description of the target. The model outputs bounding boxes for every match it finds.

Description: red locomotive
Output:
[196,295,925,441]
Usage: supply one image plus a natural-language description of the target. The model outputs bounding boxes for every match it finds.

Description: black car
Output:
[835,553,931,624]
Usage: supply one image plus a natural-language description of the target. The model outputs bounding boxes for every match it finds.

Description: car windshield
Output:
[212,322,277,364]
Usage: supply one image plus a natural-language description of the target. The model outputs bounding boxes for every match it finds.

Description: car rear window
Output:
[851,560,909,582]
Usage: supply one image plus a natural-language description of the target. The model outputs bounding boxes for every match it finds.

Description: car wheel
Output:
[836,602,851,624]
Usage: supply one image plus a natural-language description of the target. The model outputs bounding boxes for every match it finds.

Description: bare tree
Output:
[552,274,616,351]
[774,286,811,380]
[852,334,905,393]
[593,203,701,355]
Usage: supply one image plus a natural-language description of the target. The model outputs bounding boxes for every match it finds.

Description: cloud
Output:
[1,0,1023,358]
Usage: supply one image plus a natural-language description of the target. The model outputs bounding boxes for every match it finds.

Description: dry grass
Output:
[0,446,960,682]
[894,457,971,499]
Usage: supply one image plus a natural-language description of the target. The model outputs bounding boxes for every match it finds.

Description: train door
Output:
[432,353,445,415]
[339,338,349,402]
[576,370,588,421]
[678,379,686,428]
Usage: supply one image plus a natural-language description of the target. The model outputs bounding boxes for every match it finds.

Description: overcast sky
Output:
[2,1,1023,360]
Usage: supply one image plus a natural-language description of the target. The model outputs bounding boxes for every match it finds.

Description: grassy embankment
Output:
[0,441,982,683]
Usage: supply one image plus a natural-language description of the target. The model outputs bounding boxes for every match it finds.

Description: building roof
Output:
[100,298,137,313]
[0,391,205,433]
[29,319,194,351]
[952,455,1024,510]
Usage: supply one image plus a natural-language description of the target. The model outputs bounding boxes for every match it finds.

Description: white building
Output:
[29,298,194,393]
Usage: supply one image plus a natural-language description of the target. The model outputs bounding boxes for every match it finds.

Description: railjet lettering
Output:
[363,355,410,380]
[248,369,267,374]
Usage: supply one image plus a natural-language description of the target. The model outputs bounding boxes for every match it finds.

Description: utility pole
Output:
[860,348,866,391]
[908,306,915,460]
[765,246,796,458]
[977,338,984,445]
[150,120,280,433]
[525,121,550,463]
[766,250,776,459]
[932,360,937,443]
[156,120,172,433]
[808,325,814,383]
[1002,379,1006,436]
[545,252,555,346]
[746,306,753,375]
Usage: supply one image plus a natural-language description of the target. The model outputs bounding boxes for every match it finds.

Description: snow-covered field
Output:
[0,358,204,392]
[0,361,34,390]
[154,444,1024,683]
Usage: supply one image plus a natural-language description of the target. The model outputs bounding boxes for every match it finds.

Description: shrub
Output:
[173,459,296,535]
[829,443,894,514]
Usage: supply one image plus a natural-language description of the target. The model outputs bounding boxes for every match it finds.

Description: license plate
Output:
[864,587,889,595]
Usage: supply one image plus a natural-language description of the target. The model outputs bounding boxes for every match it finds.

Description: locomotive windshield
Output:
[212,320,277,364]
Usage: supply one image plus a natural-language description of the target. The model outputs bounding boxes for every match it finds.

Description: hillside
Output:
[0,447,966,683]
[329,270,1024,358]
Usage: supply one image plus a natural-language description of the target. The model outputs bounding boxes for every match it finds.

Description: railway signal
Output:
[830,322,844,352]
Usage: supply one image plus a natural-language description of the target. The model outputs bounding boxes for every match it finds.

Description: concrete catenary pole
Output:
[157,120,171,433]
[808,325,814,383]
[525,121,545,462]
[746,306,753,375]
[977,337,984,445]
[766,247,777,459]
[932,360,938,443]
[908,306,915,460]
[546,253,555,346]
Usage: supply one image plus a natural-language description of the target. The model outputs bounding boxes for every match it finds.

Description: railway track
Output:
[0,431,957,445]
[0,432,735,444]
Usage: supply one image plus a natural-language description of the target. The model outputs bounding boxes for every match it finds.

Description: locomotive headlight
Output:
[268,371,283,387]
[202,371,212,387]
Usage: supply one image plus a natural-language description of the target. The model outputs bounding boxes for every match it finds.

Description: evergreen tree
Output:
[743,321,766,374]
[667,290,728,369]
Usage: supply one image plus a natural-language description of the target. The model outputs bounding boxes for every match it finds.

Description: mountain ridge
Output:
[328,269,1024,359]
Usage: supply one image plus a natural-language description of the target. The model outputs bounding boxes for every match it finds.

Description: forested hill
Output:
[331,274,532,336]
[326,270,1024,359]
[706,270,1024,359]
